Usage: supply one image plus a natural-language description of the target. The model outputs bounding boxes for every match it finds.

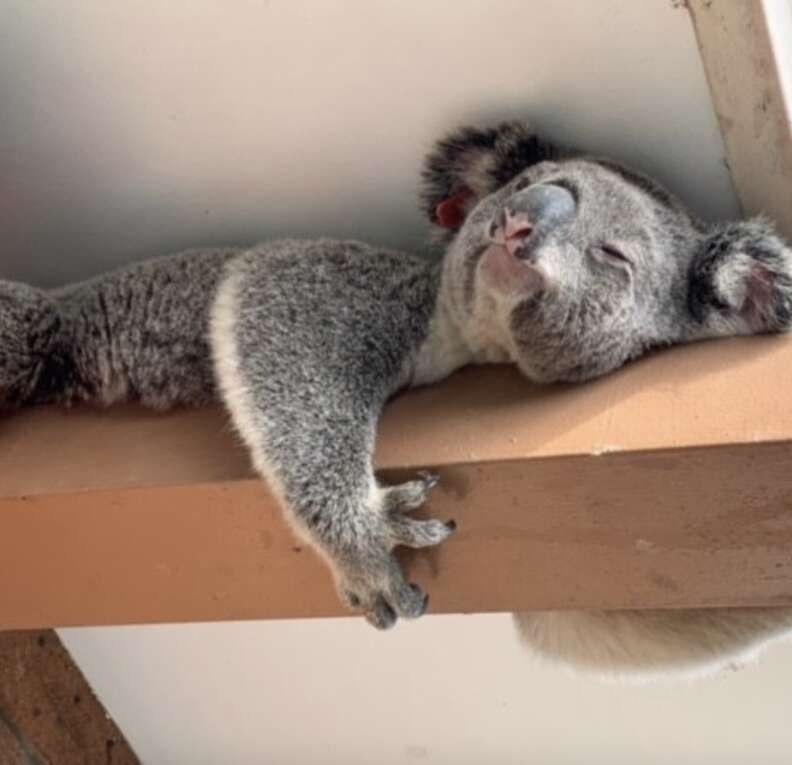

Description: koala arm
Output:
[209,240,456,627]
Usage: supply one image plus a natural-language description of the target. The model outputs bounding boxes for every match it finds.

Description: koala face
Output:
[445,157,700,381]
[424,122,792,382]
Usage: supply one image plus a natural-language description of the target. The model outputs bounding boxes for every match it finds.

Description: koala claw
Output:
[417,470,440,490]
[384,471,441,513]
[336,476,454,629]
[342,567,430,630]
[366,597,398,630]
[363,586,429,630]
[389,514,454,548]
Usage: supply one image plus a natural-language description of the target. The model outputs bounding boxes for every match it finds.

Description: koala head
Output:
[423,122,792,382]
[0,281,63,407]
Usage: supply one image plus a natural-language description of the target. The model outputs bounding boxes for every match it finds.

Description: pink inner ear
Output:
[435,190,473,229]
[743,264,775,331]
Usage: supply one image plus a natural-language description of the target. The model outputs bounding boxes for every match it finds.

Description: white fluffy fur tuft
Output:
[514,608,792,683]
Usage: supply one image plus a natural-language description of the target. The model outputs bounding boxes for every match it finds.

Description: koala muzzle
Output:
[491,183,577,259]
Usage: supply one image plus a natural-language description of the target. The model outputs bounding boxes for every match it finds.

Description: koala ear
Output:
[421,121,565,237]
[687,218,792,336]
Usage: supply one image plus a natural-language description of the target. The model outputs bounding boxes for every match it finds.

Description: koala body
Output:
[2,121,792,675]
[0,249,239,409]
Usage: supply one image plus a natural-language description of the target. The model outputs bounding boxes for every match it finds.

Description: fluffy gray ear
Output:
[421,121,566,239]
[687,218,792,337]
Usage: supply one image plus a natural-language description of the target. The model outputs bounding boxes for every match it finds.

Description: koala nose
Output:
[514,182,577,227]
[503,211,534,241]
[494,211,534,258]
[490,183,577,258]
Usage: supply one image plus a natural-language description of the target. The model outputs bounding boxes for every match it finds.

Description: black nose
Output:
[509,182,576,229]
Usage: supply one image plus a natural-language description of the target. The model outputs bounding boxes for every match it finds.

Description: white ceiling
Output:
[62,614,792,765]
[1,0,737,287]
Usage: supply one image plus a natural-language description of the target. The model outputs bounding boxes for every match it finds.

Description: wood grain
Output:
[0,631,138,764]
[1,442,792,627]
[1,336,792,627]
[689,0,792,238]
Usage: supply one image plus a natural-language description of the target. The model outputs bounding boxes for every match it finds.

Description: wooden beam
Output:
[0,630,139,764]
[689,0,792,238]
[2,335,792,628]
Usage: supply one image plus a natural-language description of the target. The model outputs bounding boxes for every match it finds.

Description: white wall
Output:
[1,0,737,287]
[767,0,792,118]
[61,615,792,765]
[4,0,785,761]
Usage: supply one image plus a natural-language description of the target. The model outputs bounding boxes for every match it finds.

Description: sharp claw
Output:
[417,470,440,490]
[407,584,430,617]
[366,598,397,630]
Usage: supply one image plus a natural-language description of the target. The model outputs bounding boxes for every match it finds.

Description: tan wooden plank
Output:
[1,441,792,628]
[689,0,792,237]
[1,335,792,627]
[1,334,791,499]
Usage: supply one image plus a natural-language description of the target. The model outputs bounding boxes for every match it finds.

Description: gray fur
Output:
[430,123,792,387]
[0,248,240,408]
[210,240,449,627]
[2,120,792,671]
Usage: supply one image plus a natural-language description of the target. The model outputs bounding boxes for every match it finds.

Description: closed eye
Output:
[598,243,632,266]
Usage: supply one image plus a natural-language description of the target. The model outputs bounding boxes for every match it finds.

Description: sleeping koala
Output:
[2,121,791,676]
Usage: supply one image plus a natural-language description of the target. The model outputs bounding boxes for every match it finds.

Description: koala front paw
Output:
[333,472,455,629]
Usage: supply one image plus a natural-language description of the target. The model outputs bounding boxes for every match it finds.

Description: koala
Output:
[2,121,792,675]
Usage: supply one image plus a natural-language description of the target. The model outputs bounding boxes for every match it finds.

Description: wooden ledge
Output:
[2,335,792,629]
